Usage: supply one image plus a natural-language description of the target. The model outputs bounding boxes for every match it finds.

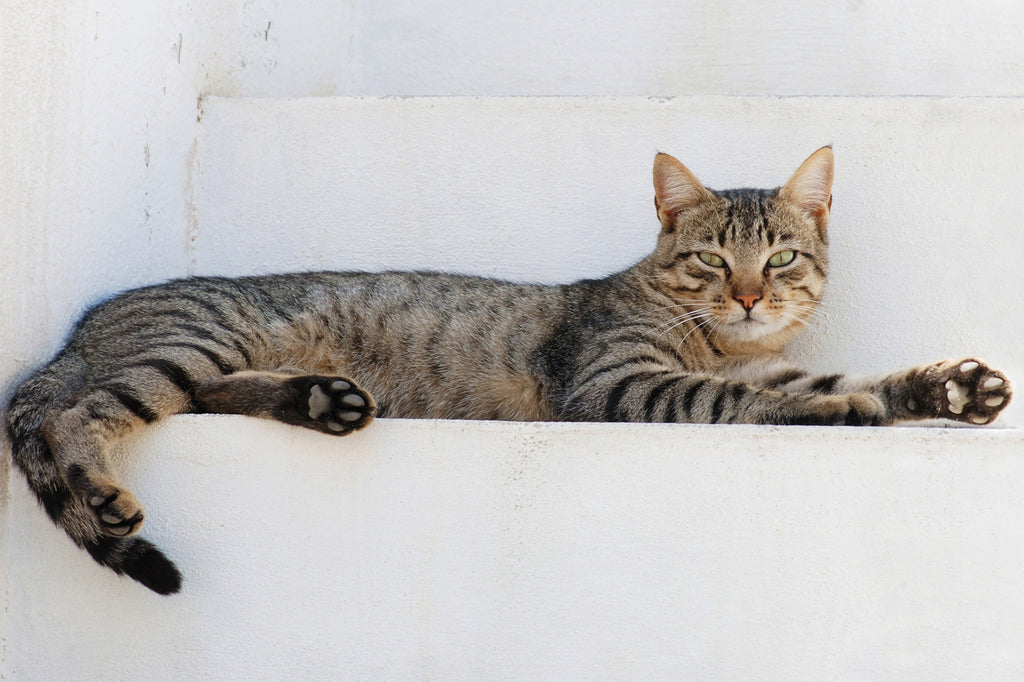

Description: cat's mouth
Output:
[727,307,767,325]
[720,312,789,341]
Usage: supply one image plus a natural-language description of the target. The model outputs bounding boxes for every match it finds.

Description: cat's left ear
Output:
[780,146,834,232]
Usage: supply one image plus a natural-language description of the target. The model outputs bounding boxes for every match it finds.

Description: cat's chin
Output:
[719,317,793,343]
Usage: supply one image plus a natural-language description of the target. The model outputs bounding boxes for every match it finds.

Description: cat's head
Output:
[648,147,833,351]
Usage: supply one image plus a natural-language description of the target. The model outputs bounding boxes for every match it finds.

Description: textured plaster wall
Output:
[1,4,205,670]
[201,0,1024,97]
[0,0,256,402]
[3,0,1024,679]
[5,0,1024,401]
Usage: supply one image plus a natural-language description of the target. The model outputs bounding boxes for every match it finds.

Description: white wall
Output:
[3,0,1024,679]
[5,2,1024,404]
[206,0,1024,97]
[1,1,204,397]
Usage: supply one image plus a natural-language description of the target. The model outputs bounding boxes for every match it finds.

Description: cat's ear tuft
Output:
[653,153,711,233]
[780,146,834,229]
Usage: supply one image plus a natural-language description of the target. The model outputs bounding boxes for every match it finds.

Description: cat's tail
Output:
[6,353,182,595]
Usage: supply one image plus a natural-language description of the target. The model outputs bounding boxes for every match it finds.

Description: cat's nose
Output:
[734,292,763,310]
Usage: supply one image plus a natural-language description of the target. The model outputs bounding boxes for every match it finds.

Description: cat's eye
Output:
[698,252,726,268]
[767,250,796,268]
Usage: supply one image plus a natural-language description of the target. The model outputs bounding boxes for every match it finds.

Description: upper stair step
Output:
[193,96,1024,426]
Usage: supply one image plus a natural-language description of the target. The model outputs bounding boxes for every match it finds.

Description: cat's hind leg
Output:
[40,369,195,538]
[194,371,376,435]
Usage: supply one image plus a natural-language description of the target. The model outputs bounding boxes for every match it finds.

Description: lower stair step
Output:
[6,416,1024,679]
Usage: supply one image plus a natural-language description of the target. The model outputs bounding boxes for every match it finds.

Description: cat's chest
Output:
[716,356,797,384]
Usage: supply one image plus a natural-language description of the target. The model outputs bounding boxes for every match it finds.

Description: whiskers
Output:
[777,298,822,327]
[675,315,723,351]
[653,302,723,353]
[654,304,714,334]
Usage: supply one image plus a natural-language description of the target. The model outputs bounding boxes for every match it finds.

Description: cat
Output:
[6,147,1012,595]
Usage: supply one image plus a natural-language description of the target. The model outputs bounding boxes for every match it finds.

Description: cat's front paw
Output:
[917,358,1012,425]
[289,375,376,435]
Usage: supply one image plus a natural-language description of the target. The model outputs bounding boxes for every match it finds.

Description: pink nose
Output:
[734,292,762,310]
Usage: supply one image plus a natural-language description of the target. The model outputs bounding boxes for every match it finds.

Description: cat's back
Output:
[71,270,559,345]
[62,270,622,422]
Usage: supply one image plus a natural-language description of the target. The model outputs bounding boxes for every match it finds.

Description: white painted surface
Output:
[5,1,1024,390]
[0,4,207,670]
[6,417,1024,680]
[3,4,1022,396]
[207,0,1024,97]
[4,0,1024,679]
[194,95,1024,426]
[0,1,198,394]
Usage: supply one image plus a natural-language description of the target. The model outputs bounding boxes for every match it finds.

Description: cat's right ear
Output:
[653,153,711,233]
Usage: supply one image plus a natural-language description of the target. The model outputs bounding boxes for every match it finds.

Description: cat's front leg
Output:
[778,358,1013,425]
[810,358,1013,425]
[730,356,1012,426]
[564,368,890,425]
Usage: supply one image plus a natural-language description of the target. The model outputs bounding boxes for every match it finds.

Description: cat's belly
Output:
[368,370,554,422]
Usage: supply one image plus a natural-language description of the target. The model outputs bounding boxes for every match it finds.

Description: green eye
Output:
[698,252,726,268]
[767,250,796,267]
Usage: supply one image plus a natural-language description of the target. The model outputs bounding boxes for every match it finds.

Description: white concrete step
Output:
[192,95,1023,426]
[7,416,1024,679]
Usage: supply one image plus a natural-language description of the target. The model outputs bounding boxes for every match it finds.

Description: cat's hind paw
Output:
[67,468,145,537]
[290,375,376,435]
[922,358,1012,425]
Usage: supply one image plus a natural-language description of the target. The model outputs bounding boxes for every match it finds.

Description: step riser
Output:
[210,3,1024,97]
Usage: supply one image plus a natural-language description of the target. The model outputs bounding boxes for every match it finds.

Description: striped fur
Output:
[6,148,1012,593]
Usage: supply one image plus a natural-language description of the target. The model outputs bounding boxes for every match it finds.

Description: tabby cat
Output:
[6,147,1012,595]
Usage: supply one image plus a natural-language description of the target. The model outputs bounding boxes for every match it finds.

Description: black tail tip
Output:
[89,536,184,595]
[126,541,183,595]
